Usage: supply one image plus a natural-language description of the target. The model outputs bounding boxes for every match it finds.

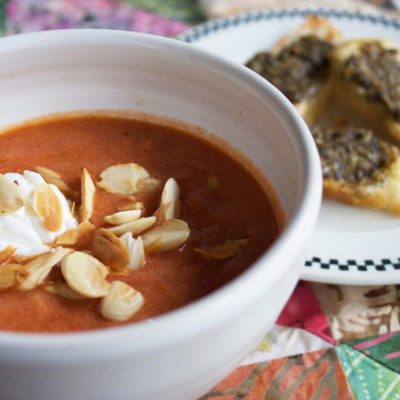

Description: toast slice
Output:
[246,15,342,125]
[331,38,400,143]
[312,125,400,213]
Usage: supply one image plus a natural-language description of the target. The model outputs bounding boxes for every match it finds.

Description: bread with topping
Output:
[331,38,400,143]
[246,15,342,125]
[312,125,400,213]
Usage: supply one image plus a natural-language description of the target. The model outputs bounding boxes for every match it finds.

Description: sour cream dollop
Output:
[0,171,78,256]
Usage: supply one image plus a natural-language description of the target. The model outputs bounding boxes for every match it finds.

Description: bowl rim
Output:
[0,28,322,356]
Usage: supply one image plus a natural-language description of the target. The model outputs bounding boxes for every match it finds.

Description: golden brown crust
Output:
[331,38,400,142]
[323,150,400,214]
[272,15,343,53]
[273,23,400,214]
[273,15,343,125]
[295,75,333,126]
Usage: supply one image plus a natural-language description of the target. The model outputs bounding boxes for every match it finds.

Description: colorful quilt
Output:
[2,0,400,398]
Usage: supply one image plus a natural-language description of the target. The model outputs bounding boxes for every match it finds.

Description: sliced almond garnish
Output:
[70,200,77,218]
[153,203,171,225]
[194,239,249,260]
[79,168,96,223]
[45,281,86,300]
[0,245,16,265]
[92,228,130,272]
[97,163,160,196]
[61,251,110,298]
[136,177,161,193]
[107,216,156,236]
[141,219,190,254]
[207,175,219,189]
[100,280,144,321]
[19,247,72,291]
[104,209,141,225]
[118,201,144,211]
[33,182,63,232]
[56,220,94,246]
[154,178,180,223]
[0,264,28,289]
[0,174,24,216]
[35,166,75,196]
[120,233,145,270]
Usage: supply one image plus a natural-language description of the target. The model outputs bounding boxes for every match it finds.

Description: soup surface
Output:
[0,113,281,332]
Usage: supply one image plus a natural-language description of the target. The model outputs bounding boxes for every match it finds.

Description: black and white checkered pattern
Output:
[304,257,400,272]
[178,8,400,44]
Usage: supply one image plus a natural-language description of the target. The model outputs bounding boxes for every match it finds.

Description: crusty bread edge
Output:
[323,156,400,214]
[272,15,343,53]
[273,15,343,125]
[331,38,400,143]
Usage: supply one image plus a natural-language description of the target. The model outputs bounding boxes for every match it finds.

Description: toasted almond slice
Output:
[36,167,59,180]
[107,216,156,236]
[61,251,110,298]
[104,209,142,225]
[0,264,28,289]
[100,280,144,321]
[35,166,75,196]
[207,176,219,189]
[97,163,159,196]
[153,203,171,225]
[0,245,16,265]
[19,247,72,291]
[154,178,180,223]
[45,281,86,300]
[33,183,63,232]
[0,174,24,216]
[161,178,180,219]
[136,177,160,192]
[70,201,77,218]
[195,239,249,260]
[118,201,144,211]
[120,233,145,270]
[92,228,130,272]
[79,168,96,223]
[56,220,94,246]
[142,219,190,254]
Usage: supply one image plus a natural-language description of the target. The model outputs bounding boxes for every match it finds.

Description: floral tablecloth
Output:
[3,0,400,399]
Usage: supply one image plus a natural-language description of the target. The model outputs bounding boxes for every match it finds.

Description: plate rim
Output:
[177,7,400,43]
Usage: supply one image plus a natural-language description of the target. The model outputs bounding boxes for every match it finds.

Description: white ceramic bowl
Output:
[0,30,321,400]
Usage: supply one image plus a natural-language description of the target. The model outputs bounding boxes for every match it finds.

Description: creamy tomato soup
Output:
[0,113,282,333]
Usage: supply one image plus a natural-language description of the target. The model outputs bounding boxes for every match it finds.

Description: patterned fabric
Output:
[124,0,206,22]
[0,0,5,34]
[241,324,333,365]
[5,0,190,36]
[347,331,400,372]
[336,345,400,399]
[200,0,399,18]
[311,283,400,344]
[201,348,354,399]
[277,281,334,344]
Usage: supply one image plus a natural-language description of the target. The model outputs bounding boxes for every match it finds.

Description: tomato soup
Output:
[0,113,281,333]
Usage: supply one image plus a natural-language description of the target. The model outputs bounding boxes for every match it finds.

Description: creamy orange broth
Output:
[0,114,281,332]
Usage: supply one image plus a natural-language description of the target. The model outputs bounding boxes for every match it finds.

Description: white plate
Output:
[178,8,400,285]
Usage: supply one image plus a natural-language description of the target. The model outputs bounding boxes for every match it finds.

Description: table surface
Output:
[3,0,400,399]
